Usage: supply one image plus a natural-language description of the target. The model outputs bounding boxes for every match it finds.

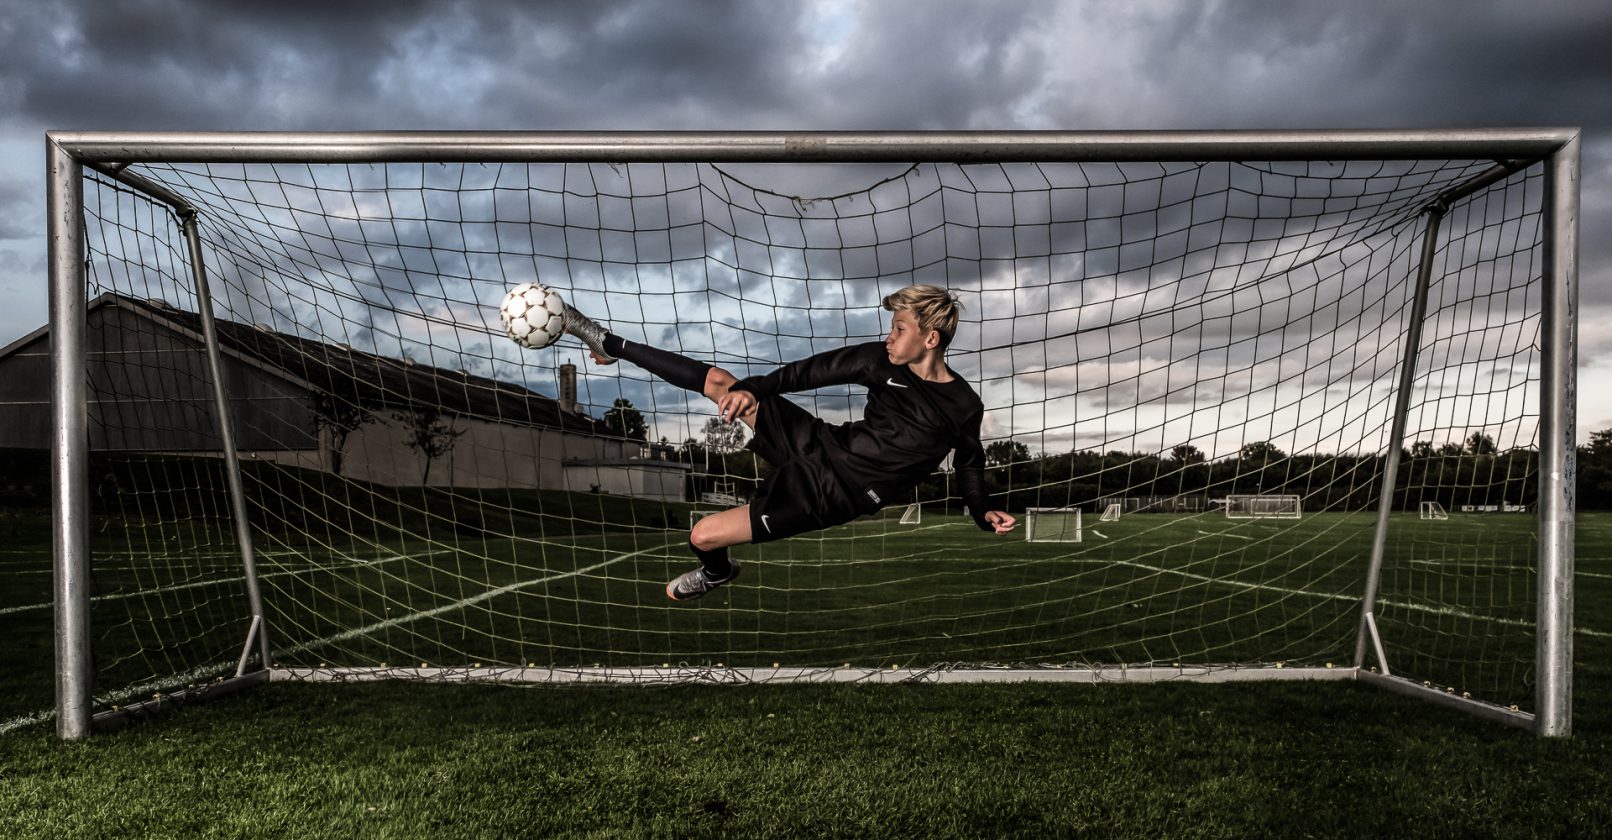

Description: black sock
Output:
[689,540,733,580]
[606,335,712,393]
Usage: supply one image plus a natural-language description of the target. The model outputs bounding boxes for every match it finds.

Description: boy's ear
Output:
[923,329,941,350]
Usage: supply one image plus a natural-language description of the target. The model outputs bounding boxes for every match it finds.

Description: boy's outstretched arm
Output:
[955,417,1016,535]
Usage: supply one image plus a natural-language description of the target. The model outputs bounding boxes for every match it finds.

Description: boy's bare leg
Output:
[690,504,753,552]
[670,503,755,602]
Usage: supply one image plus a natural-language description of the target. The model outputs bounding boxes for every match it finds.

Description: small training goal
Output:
[1224,495,1303,520]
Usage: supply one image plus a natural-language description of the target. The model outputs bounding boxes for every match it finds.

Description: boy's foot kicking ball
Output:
[562,304,616,362]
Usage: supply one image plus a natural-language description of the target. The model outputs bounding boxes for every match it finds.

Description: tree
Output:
[1169,444,1205,464]
[310,392,372,476]
[1238,441,1286,463]
[1465,432,1497,455]
[985,440,1031,466]
[1586,428,1612,459]
[395,408,465,484]
[1409,440,1434,459]
[603,398,647,441]
[702,416,748,454]
[1578,428,1612,509]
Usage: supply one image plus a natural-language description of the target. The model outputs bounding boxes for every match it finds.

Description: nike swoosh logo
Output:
[885,378,909,388]
[760,514,772,533]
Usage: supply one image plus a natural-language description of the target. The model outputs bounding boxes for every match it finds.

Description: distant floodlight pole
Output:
[47,138,92,740]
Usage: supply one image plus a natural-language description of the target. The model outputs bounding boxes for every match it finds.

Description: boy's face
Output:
[885,309,937,365]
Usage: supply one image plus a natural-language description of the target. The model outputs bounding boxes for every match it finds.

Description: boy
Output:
[563,284,1016,601]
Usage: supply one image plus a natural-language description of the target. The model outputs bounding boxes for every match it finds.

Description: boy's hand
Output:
[717,388,757,423]
[985,511,1016,534]
[587,350,616,365]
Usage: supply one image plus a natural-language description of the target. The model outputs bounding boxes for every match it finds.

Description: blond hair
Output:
[882,284,962,349]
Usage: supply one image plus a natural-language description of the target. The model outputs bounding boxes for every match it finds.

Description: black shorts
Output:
[744,395,868,544]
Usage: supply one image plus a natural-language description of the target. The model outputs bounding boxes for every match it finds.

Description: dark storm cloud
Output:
[1085,0,1612,132]
[1,0,1607,430]
[0,173,32,239]
[799,1,1053,129]
[0,0,811,131]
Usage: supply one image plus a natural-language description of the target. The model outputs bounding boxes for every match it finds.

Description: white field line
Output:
[0,658,248,736]
[7,541,1606,735]
[0,548,455,617]
[0,544,667,735]
[273,541,677,658]
[1101,554,1612,640]
[1198,529,1254,541]
[0,710,54,735]
[1090,530,1108,540]
[1409,558,1535,572]
[0,547,305,563]
[1,542,673,736]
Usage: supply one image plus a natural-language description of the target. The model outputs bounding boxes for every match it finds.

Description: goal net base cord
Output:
[79,665,1533,733]
[1356,669,1534,731]
[89,669,269,733]
[270,664,1356,686]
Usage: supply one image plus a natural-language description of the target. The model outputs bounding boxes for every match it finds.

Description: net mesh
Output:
[67,153,1545,713]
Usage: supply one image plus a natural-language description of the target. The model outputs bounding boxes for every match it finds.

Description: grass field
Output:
[1,505,1608,837]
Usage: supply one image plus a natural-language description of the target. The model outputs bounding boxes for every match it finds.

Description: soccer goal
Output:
[689,510,718,529]
[38,130,1577,740]
[1100,504,1122,522]
[898,503,921,525]
[1025,507,1082,543]
[1419,501,1449,520]
[1225,495,1302,520]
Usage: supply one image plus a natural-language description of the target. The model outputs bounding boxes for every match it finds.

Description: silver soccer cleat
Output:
[665,562,741,602]
[561,303,617,363]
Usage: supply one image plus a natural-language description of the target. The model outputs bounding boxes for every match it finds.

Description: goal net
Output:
[33,131,1575,737]
[1224,494,1302,519]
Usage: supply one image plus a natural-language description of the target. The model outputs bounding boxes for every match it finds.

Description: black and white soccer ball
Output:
[499,283,566,349]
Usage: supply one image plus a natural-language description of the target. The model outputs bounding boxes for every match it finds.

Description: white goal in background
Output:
[1420,502,1449,520]
[898,503,921,525]
[1025,508,1082,543]
[1100,503,1122,522]
[1224,495,1302,519]
[37,129,1578,741]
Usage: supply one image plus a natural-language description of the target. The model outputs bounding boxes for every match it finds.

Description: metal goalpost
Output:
[46,129,1578,739]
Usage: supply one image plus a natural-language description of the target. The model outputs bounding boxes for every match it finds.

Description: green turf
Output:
[0,506,1604,837]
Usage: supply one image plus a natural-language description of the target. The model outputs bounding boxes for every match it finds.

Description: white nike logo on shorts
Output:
[886,378,908,388]
[760,514,772,533]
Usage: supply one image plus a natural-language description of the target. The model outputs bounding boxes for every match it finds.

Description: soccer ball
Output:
[499,283,567,349]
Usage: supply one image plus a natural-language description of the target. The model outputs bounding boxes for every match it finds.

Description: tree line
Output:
[571,396,1612,514]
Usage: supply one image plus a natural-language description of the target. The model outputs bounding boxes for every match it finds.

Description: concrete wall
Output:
[563,460,691,502]
[338,412,647,491]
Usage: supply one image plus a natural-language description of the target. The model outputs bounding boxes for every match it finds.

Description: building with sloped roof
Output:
[0,294,690,499]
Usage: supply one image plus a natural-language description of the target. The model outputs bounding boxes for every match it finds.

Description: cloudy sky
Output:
[1,0,1608,443]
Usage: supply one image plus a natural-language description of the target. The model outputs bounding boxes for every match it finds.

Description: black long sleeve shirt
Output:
[729,341,999,532]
